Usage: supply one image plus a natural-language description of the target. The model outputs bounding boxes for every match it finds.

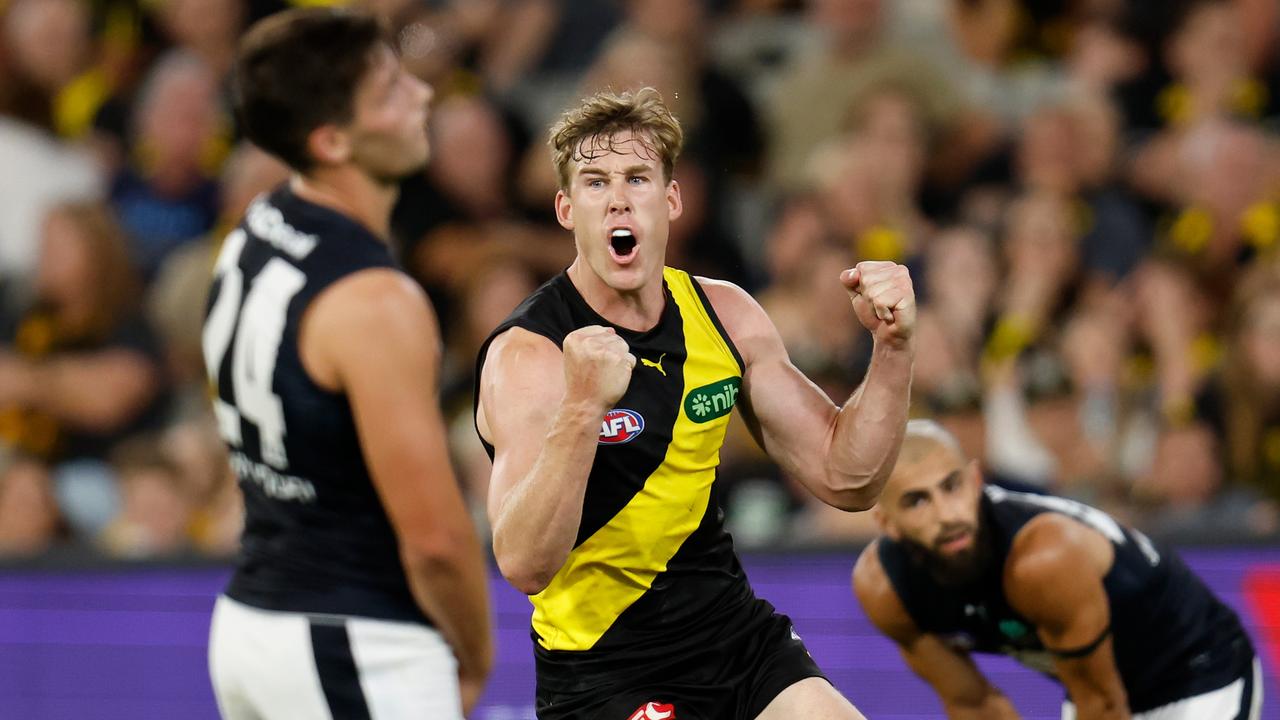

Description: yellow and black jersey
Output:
[475,267,757,684]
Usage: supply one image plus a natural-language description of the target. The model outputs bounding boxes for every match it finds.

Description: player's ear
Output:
[555,189,574,231]
[306,124,352,167]
[666,178,683,222]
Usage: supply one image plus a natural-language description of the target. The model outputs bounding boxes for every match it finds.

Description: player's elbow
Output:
[400,528,477,579]
[495,554,554,595]
[820,475,884,512]
[827,490,878,512]
[491,533,556,594]
[819,452,891,512]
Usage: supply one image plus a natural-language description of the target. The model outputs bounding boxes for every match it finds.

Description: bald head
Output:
[876,420,986,576]
[887,420,966,486]
[899,419,962,460]
[879,419,974,519]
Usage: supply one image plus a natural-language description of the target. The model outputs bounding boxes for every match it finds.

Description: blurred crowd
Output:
[2,0,1280,559]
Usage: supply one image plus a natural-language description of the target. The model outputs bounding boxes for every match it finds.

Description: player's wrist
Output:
[559,395,611,425]
[871,333,916,358]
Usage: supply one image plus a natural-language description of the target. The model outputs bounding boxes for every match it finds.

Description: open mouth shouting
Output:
[608,227,638,265]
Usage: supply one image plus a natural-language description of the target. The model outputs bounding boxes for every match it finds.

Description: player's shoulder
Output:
[479,327,564,401]
[305,268,438,359]
[692,275,759,312]
[319,268,429,320]
[852,539,919,641]
[852,538,888,597]
[476,327,564,442]
[692,276,774,350]
[1007,512,1110,588]
[486,326,562,365]
[478,274,579,386]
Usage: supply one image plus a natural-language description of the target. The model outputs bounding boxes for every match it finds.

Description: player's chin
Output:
[614,265,655,289]
[402,149,430,176]
[597,257,649,289]
[393,141,431,177]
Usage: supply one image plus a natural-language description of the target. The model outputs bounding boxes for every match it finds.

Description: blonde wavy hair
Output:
[548,86,684,190]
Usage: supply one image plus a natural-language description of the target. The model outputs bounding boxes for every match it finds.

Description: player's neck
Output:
[291,169,397,242]
[567,259,665,332]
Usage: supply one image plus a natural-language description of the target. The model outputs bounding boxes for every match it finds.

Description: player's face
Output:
[346,45,433,183]
[879,450,986,584]
[555,130,682,293]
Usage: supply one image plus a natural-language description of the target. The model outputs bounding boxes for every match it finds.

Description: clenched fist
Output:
[562,326,636,410]
[842,261,916,349]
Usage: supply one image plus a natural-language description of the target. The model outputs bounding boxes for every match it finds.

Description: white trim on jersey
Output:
[1061,659,1263,720]
[209,595,462,720]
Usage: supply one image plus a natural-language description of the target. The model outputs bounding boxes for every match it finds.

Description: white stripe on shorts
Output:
[347,614,461,719]
[1060,659,1263,720]
[209,595,462,720]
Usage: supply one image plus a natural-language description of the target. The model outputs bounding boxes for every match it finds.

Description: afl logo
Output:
[599,409,644,445]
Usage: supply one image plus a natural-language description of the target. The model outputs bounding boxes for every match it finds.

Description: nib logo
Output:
[627,702,675,720]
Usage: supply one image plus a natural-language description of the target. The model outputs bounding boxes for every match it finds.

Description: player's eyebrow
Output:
[937,470,962,489]
[578,164,655,179]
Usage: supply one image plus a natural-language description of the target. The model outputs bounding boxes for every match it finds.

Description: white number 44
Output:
[202,229,306,470]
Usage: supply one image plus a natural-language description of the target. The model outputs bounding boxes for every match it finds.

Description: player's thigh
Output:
[209,598,260,720]
[343,616,462,720]
[753,677,865,720]
[208,596,332,719]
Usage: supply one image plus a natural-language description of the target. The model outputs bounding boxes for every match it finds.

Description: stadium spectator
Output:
[0,201,165,468]
[110,50,226,282]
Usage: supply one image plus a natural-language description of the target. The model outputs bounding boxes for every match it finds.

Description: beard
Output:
[899,517,992,587]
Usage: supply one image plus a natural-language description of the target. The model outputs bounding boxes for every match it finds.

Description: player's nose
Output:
[608,185,630,213]
[936,497,967,525]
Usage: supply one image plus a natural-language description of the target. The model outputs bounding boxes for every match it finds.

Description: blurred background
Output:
[1,0,1279,717]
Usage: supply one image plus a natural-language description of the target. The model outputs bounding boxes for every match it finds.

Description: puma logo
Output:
[641,353,666,376]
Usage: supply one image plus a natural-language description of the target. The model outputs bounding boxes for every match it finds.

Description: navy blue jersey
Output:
[203,185,426,624]
[878,485,1253,712]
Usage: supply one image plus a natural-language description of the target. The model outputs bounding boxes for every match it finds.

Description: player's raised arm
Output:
[699,261,915,511]
[1004,515,1129,720]
[303,268,493,710]
[477,325,635,595]
[854,542,1021,720]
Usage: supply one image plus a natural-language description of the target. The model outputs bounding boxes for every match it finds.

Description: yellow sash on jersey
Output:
[530,268,742,651]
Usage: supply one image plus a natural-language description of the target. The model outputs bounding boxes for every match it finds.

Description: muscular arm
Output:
[303,269,492,695]
[854,543,1020,720]
[701,274,914,511]
[477,325,632,595]
[1005,515,1128,720]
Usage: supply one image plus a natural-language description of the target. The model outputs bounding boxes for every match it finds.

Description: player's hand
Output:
[842,261,916,350]
[562,325,636,410]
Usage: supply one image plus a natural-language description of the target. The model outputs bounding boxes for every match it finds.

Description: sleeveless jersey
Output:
[475,268,754,685]
[879,485,1253,712]
[203,186,427,624]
